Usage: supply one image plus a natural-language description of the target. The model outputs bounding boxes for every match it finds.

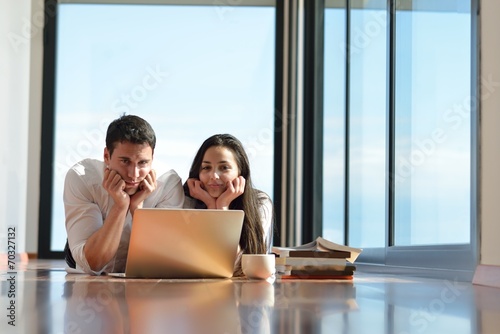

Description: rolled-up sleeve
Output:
[64,167,107,275]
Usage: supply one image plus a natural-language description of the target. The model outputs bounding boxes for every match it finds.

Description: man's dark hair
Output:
[105,114,156,156]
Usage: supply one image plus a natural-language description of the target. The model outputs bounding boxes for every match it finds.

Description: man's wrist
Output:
[129,201,144,216]
[112,200,130,212]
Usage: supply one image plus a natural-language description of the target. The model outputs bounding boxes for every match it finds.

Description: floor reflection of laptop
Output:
[109,208,244,279]
[126,280,241,333]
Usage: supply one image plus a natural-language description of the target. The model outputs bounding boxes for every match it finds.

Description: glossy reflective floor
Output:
[1,259,500,334]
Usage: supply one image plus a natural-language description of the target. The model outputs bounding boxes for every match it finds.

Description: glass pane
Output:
[348,0,387,248]
[394,0,471,245]
[51,4,275,251]
[323,3,347,244]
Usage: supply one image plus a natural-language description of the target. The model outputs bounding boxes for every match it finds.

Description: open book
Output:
[272,236,362,263]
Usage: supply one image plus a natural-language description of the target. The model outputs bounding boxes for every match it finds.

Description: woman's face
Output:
[199,146,240,198]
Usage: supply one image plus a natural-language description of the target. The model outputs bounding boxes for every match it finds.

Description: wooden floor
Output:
[1,259,500,333]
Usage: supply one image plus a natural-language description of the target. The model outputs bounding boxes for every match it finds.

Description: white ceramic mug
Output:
[241,254,276,279]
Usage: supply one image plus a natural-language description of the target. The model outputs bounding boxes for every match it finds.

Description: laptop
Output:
[111,208,244,279]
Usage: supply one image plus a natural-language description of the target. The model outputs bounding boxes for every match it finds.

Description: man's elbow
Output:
[83,248,107,274]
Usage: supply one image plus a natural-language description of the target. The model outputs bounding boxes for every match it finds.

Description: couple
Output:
[64,114,273,276]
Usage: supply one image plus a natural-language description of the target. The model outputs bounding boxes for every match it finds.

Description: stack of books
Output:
[272,237,362,279]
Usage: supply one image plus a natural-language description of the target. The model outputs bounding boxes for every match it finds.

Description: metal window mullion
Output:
[470,0,479,264]
[279,0,300,247]
[295,0,304,245]
[387,0,396,248]
[302,0,325,243]
[343,0,350,246]
[38,0,60,258]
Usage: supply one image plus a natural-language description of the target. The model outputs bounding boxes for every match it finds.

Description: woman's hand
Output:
[187,178,216,209]
[216,176,245,210]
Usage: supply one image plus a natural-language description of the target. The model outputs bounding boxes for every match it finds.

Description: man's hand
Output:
[129,169,157,215]
[187,178,217,209]
[215,176,245,209]
[102,168,130,209]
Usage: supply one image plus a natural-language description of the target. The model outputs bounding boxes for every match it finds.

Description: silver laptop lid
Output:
[125,208,244,278]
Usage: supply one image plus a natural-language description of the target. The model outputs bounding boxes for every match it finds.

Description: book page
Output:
[316,237,362,263]
[272,237,363,263]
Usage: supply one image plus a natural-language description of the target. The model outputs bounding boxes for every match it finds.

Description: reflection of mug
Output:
[238,281,274,334]
[242,254,275,279]
[240,281,275,307]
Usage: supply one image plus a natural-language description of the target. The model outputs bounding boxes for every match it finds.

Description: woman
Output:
[183,134,274,276]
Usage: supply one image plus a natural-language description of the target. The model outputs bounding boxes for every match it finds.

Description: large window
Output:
[394,0,471,246]
[322,0,476,277]
[323,1,346,244]
[347,0,387,248]
[41,0,477,278]
[324,0,390,248]
[44,1,276,253]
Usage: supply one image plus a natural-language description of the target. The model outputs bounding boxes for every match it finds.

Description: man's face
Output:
[104,141,153,195]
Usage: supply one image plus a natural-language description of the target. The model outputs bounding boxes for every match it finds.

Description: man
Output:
[64,114,184,275]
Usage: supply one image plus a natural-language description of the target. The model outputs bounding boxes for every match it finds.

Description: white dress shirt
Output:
[64,158,185,275]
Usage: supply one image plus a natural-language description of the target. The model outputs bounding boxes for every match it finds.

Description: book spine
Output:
[280,275,354,280]
[290,269,355,276]
[285,250,351,258]
[275,257,347,266]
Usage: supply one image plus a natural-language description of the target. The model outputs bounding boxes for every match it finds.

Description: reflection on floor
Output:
[1,259,500,333]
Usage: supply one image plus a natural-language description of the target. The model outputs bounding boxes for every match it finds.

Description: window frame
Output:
[38,0,279,258]
[318,0,479,280]
[39,0,479,281]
